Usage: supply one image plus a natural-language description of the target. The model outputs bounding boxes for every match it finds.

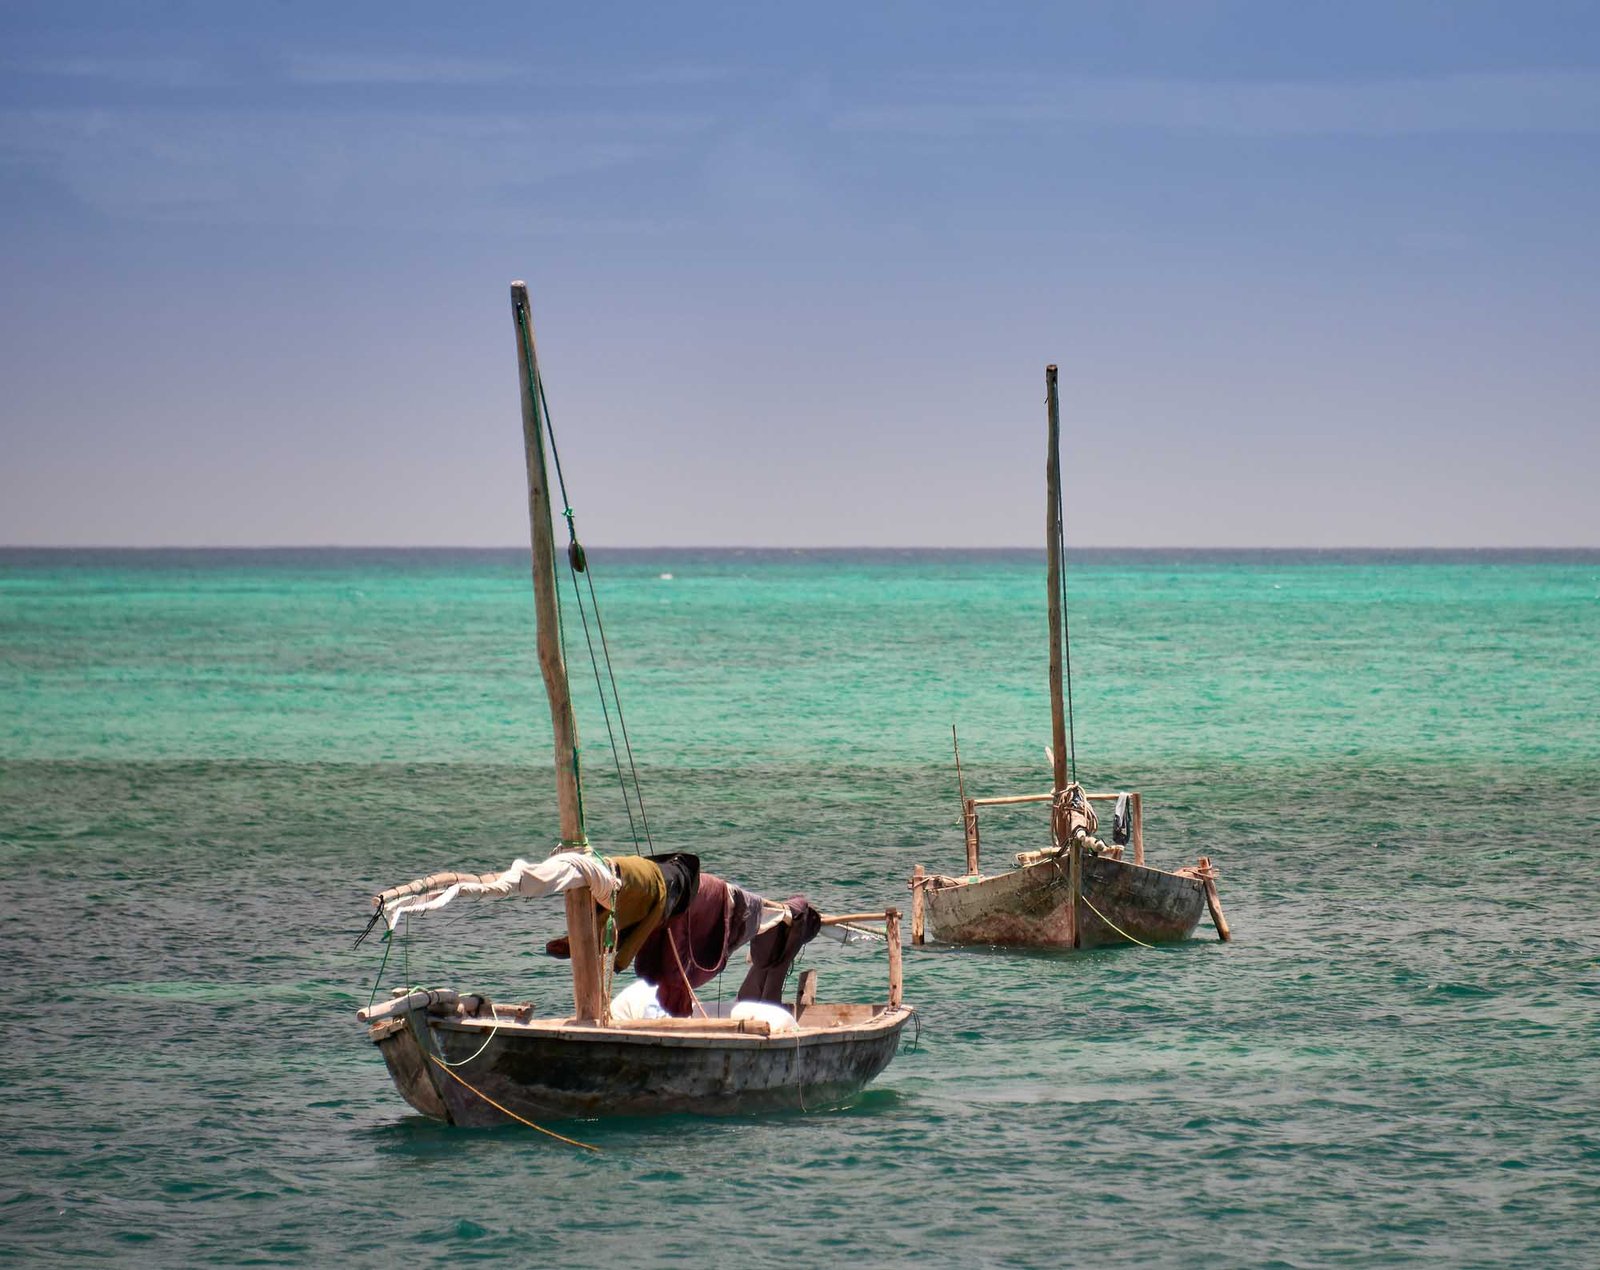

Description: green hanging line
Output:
[570,743,587,843]
[365,929,394,1012]
[537,374,655,855]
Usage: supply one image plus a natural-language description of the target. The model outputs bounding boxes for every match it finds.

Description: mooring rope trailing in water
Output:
[428,1054,600,1152]
[1078,891,1155,950]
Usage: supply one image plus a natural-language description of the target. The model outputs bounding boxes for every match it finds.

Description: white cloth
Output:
[718,1000,799,1033]
[383,851,618,929]
[610,978,670,1020]
[610,980,799,1032]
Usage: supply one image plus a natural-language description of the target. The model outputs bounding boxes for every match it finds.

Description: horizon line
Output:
[4,543,1598,554]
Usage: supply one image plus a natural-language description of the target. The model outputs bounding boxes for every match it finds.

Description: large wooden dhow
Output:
[356,283,912,1131]
[910,366,1232,953]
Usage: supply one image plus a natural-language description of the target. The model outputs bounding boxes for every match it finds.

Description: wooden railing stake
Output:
[1198,856,1232,942]
[885,908,903,1008]
[795,968,817,1021]
[911,864,926,945]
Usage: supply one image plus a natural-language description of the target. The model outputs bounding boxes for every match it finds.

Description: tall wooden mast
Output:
[511,281,606,1024]
[1046,364,1081,946]
[1045,364,1068,802]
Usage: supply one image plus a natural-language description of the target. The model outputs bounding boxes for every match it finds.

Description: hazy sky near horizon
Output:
[3,1,1597,547]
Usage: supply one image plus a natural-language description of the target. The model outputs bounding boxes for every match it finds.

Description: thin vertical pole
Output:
[963,798,981,875]
[911,864,925,946]
[1200,857,1233,942]
[511,281,605,1025]
[885,908,903,1008]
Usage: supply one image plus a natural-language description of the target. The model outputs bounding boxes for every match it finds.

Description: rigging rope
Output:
[1054,449,1078,783]
[534,372,655,853]
[428,1055,600,1151]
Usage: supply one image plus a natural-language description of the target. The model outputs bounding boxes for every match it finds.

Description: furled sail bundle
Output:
[376,850,619,929]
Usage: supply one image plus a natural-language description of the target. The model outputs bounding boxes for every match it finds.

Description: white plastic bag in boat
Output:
[611,979,670,1020]
[610,980,798,1032]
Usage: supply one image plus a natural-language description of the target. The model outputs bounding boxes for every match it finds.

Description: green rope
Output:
[537,373,654,853]
[365,929,394,1011]
[570,743,586,841]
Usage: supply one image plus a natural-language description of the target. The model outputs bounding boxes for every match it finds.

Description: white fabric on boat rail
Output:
[383,852,619,929]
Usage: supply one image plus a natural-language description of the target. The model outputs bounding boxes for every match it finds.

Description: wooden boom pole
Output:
[511,281,606,1025]
[1045,364,1080,946]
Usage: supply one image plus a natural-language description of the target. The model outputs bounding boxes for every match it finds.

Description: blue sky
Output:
[3,1,1597,546]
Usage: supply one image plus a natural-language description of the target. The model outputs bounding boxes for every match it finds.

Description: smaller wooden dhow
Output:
[355,283,912,1132]
[910,366,1232,953]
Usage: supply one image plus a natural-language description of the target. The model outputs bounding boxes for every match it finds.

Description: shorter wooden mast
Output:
[1045,364,1080,947]
[1046,365,1068,805]
[511,281,606,1024]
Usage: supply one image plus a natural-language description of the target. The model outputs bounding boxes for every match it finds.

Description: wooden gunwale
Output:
[932,852,1187,887]
[422,1006,913,1050]
[970,790,1130,807]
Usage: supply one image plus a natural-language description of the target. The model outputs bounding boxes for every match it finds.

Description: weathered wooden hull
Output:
[371,1003,914,1126]
[923,852,1204,949]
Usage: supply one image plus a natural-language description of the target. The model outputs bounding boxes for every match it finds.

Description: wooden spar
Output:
[510,281,606,1026]
[1045,365,1068,819]
[1199,855,1233,941]
[885,908,903,1008]
[972,791,1134,807]
[1131,792,1145,866]
[911,864,925,945]
[820,911,891,926]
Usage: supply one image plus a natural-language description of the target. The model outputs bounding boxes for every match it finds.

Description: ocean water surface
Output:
[1,547,1597,1267]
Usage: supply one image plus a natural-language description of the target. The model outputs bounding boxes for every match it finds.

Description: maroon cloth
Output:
[634,873,761,1017]
[736,896,822,1004]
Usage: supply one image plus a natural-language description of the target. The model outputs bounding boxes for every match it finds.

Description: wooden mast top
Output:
[1045,364,1069,806]
[511,281,606,1024]
[511,281,585,847]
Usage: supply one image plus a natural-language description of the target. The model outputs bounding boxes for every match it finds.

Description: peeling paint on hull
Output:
[924,853,1205,949]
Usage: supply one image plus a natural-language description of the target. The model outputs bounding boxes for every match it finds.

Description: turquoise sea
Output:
[2,547,1597,1267]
